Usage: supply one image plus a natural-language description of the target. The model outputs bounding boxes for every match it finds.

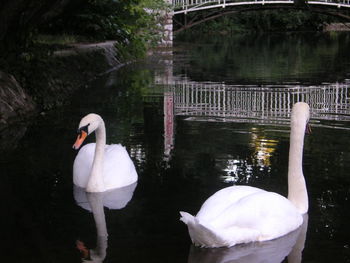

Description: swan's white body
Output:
[73,114,138,192]
[188,214,309,263]
[180,102,310,248]
[73,143,137,191]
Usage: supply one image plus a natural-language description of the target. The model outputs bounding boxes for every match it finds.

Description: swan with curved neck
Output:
[180,102,310,248]
[73,113,138,193]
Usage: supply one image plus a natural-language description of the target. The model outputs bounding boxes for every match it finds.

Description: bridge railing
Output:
[168,82,350,126]
[145,80,350,126]
[172,0,350,13]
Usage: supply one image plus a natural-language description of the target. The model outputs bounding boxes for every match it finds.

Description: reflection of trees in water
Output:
[174,32,350,84]
[170,120,281,188]
[220,128,278,184]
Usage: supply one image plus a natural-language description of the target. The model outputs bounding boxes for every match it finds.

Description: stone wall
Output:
[160,10,173,47]
[323,23,350,31]
[158,0,173,47]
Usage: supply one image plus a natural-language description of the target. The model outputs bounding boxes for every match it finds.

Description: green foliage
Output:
[236,10,334,31]
[181,9,340,33]
[41,0,168,60]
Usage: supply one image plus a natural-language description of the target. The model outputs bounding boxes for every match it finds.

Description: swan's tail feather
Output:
[179,211,227,248]
[180,211,195,225]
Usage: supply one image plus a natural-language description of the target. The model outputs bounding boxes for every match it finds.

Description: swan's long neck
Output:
[287,116,308,214]
[87,120,106,192]
[87,193,108,261]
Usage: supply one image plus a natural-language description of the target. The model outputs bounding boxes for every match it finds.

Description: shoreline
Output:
[0,41,123,131]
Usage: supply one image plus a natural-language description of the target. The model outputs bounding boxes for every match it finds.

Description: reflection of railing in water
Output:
[170,82,350,125]
[143,81,350,164]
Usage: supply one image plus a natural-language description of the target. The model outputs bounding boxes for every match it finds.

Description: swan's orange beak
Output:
[73,131,88,150]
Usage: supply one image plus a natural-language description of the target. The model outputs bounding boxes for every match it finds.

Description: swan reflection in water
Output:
[188,214,308,263]
[73,182,137,262]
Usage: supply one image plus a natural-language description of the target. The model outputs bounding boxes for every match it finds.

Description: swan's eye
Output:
[77,123,90,138]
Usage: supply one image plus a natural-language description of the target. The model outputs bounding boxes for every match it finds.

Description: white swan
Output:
[180,102,310,248]
[73,113,138,192]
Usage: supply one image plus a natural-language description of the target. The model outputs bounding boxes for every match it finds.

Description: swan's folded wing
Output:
[103,144,138,189]
[196,186,265,222]
[210,191,303,242]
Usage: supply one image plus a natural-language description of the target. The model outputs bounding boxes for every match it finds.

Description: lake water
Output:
[2,32,350,262]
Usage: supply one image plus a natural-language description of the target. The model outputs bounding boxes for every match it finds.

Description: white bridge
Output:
[172,0,350,14]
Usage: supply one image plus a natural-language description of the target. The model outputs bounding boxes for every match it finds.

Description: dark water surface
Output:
[2,32,350,262]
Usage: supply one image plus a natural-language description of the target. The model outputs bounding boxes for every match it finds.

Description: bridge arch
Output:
[171,0,350,33]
